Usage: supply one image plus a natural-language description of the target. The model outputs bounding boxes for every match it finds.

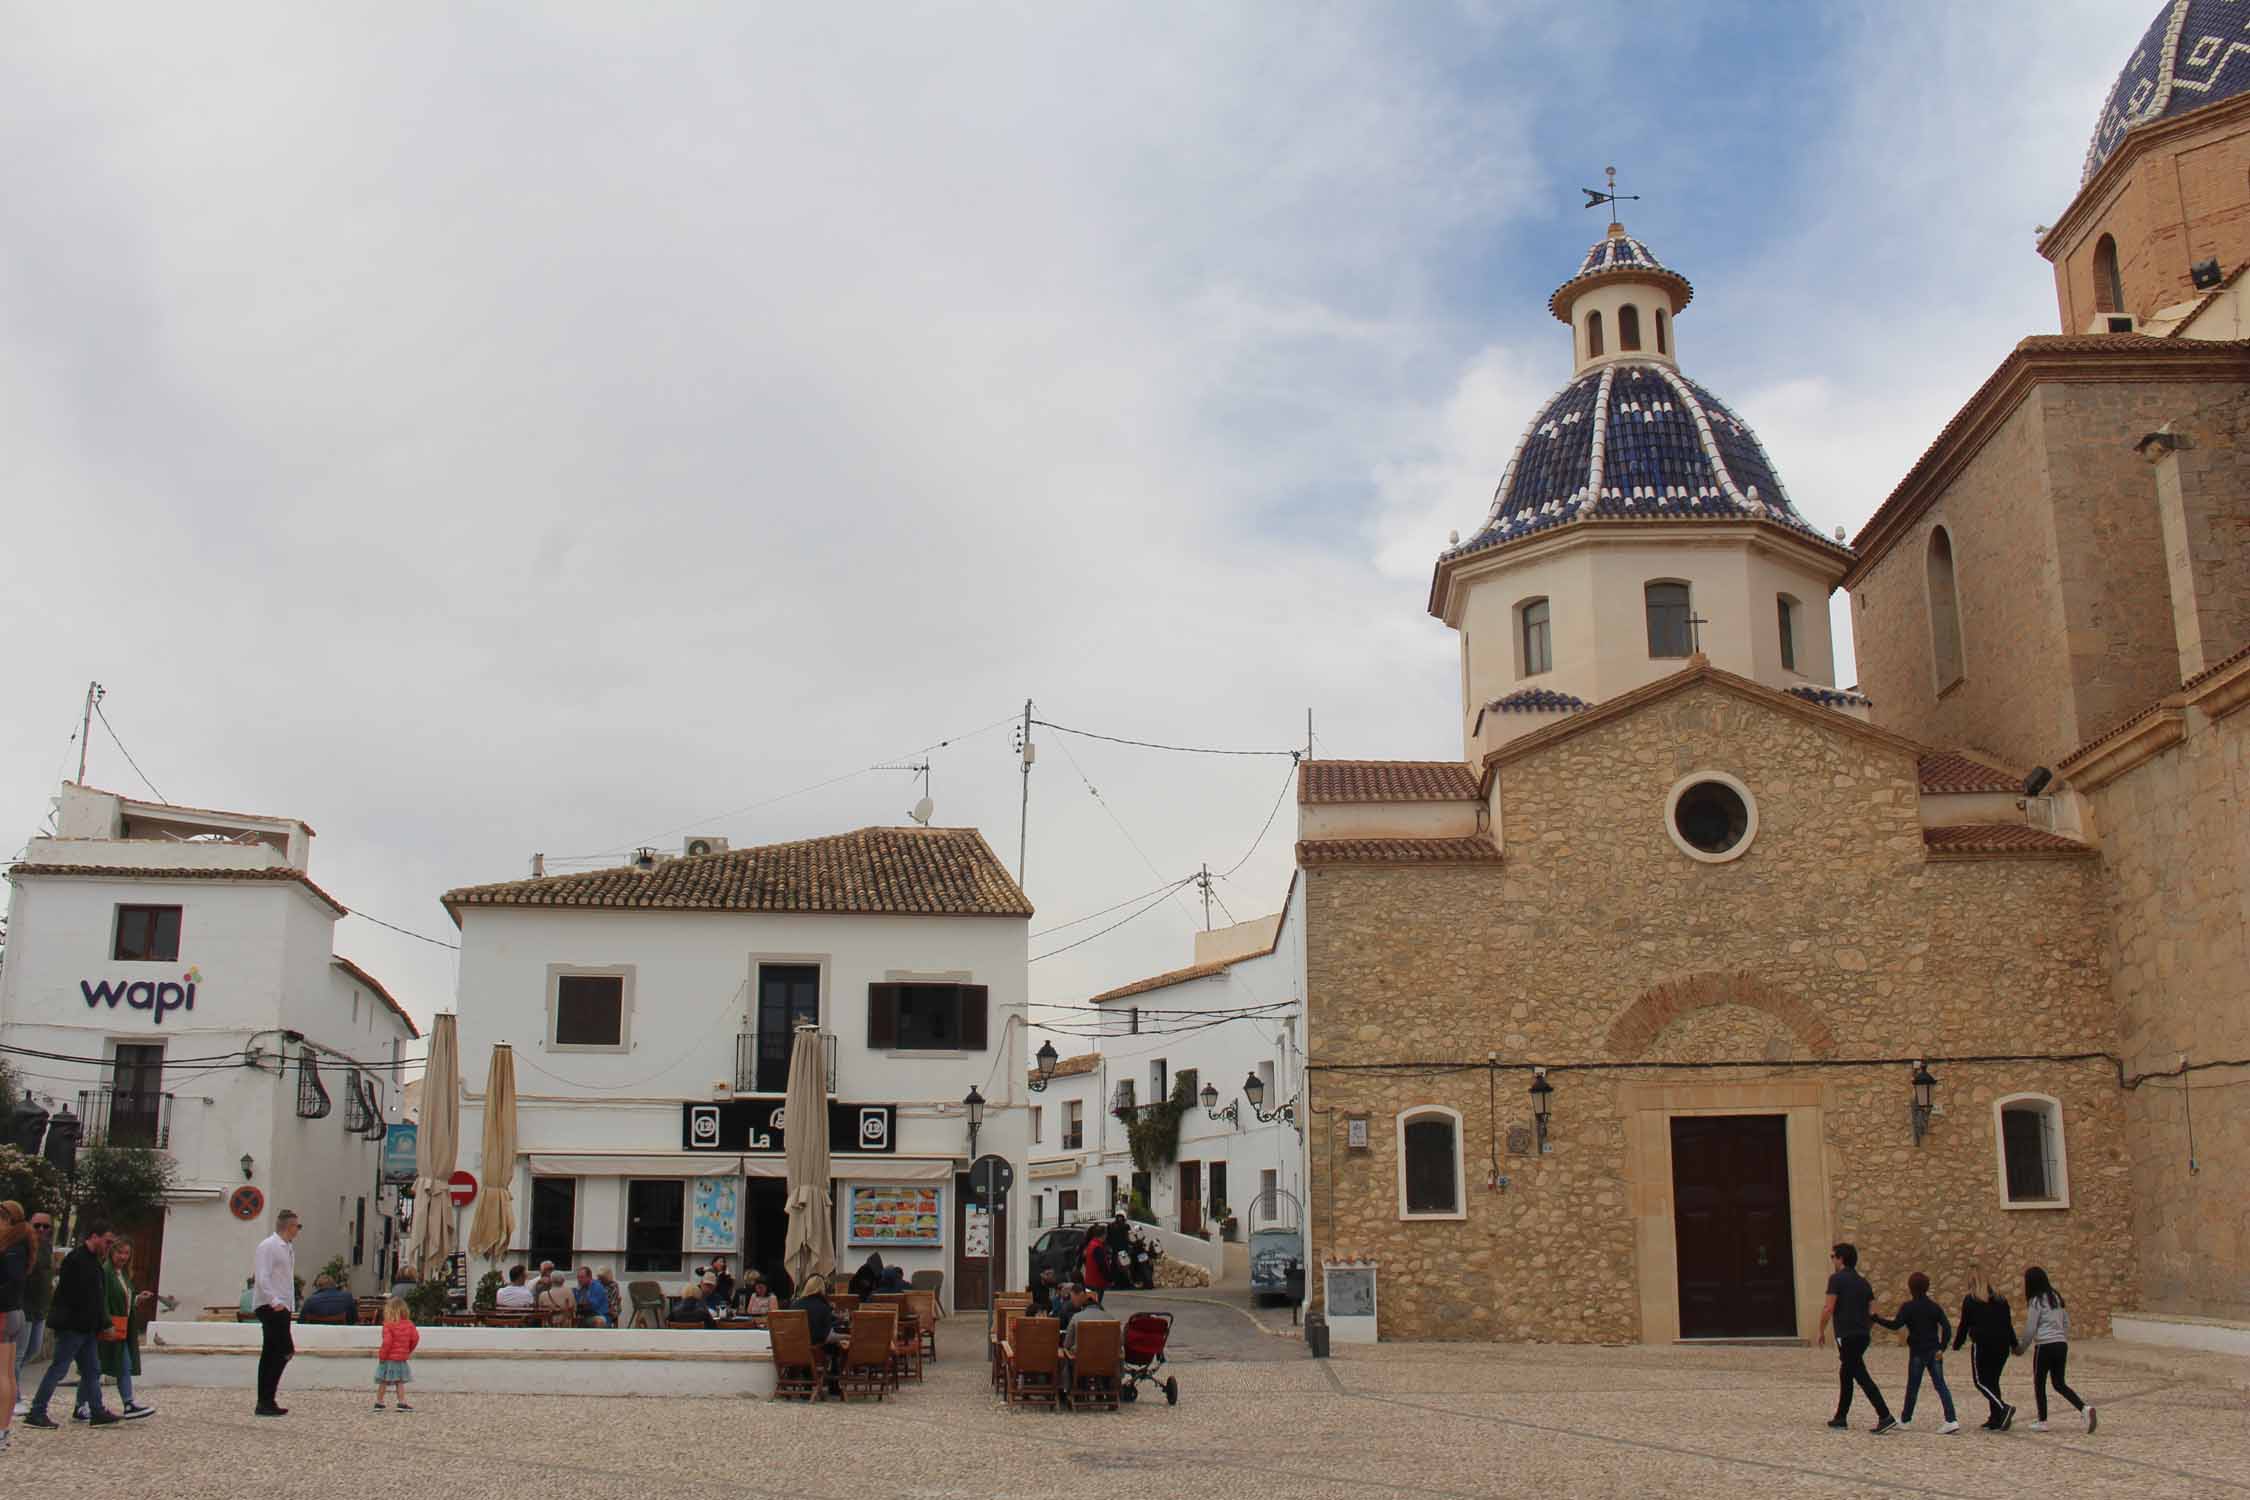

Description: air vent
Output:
[2085,311,2137,335]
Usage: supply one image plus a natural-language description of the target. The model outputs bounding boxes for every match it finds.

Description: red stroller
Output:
[1118,1311,1178,1405]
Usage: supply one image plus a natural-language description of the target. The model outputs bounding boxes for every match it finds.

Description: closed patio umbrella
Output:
[782,1024,835,1287]
[408,1012,460,1280]
[468,1042,516,1262]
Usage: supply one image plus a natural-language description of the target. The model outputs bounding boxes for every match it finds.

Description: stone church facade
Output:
[1300,2,2250,1342]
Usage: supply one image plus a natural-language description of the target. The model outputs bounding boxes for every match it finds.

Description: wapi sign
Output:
[81,966,203,1025]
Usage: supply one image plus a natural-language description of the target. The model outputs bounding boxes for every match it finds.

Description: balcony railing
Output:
[78,1088,173,1150]
[733,1030,838,1095]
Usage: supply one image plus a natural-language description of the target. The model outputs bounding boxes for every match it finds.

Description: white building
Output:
[0,783,418,1312]
[1025,888,1307,1251]
[442,825,1032,1312]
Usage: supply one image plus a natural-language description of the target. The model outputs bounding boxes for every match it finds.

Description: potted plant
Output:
[474,1268,503,1311]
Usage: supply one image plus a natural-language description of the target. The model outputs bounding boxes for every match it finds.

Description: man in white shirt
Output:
[251,1210,301,1416]
[495,1265,537,1310]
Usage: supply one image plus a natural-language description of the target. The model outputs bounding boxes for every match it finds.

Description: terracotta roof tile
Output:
[1298,760,1479,805]
[333,955,422,1040]
[1088,958,1239,1005]
[1917,751,2022,794]
[1922,825,2094,857]
[442,826,1032,921]
[1787,685,1872,709]
[1296,836,1503,867]
[1031,1051,1102,1084]
[6,862,349,916]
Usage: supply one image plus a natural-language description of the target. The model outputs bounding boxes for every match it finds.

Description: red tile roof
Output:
[1917,751,2022,794]
[1088,958,1239,1005]
[1296,836,1503,867]
[1922,825,2094,857]
[332,955,422,1040]
[442,826,1032,921]
[1298,760,1479,805]
[1030,1051,1102,1084]
[6,862,349,916]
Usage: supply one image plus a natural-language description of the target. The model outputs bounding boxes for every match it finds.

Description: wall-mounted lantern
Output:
[1242,1071,1298,1127]
[1529,1068,1554,1153]
[963,1086,986,1161]
[1910,1061,1937,1146]
[1200,1081,1238,1127]
[1028,1040,1059,1093]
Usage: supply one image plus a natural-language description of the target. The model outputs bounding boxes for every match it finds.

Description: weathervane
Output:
[1582,165,1638,227]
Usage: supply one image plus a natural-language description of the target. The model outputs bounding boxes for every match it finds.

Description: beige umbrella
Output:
[468,1043,517,1262]
[408,1012,460,1280]
[782,1024,835,1287]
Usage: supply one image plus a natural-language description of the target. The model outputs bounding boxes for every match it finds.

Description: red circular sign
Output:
[229,1185,265,1221]
[447,1170,478,1208]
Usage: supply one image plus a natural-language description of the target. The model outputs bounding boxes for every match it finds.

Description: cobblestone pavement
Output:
[7,1335,2244,1499]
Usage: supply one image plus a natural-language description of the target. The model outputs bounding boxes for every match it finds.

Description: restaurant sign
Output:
[682,1097,897,1155]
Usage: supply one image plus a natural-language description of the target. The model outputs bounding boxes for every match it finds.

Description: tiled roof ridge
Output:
[332,954,423,1040]
[1297,760,1479,805]
[1922,824,2095,857]
[1843,336,2250,585]
[1296,835,1503,867]
[1785,685,1873,708]
[1087,957,1241,1005]
[1030,1051,1103,1082]
[6,861,349,916]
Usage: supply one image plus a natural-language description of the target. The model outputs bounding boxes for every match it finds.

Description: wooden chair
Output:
[478,1310,538,1328]
[836,1309,896,1402]
[828,1293,862,1319]
[767,1309,823,1403]
[888,1307,923,1385]
[626,1280,667,1331]
[299,1311,349,1326]
[1002,1316,1061,1410]
[909,1268,944,1308]
[990,1306,1027,1394]
[907,1289,940,1360]
[1065,1318,1122,1411]
[355,1297,389,1322]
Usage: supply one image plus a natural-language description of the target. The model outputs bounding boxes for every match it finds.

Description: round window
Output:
[1664,772,1758,864]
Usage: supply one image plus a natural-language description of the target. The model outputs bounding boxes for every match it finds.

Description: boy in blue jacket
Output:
[1873,1271,1958,1433]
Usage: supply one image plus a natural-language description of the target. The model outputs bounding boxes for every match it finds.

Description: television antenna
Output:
[878,759,934,825]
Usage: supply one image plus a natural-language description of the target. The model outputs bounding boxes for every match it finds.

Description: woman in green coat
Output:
[94,1236,155,1419]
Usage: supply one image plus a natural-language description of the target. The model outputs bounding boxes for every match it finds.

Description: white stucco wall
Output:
[1297,801,1480,840]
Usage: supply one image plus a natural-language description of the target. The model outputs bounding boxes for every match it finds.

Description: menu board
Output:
[847,1184,943,1247]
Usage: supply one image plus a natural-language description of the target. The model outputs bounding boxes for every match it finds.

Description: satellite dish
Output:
[909,797,934,827]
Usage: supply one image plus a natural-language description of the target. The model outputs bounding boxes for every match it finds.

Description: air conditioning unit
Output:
[2084,311,2137,334]
[684,835,729,857]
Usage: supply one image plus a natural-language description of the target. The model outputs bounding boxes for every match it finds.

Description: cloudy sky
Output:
[0,2,2135,1042]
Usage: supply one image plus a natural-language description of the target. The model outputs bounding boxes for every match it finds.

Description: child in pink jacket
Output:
[375,1297,420,1410]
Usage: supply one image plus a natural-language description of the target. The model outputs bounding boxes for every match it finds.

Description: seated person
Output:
[495,1265,538,1310]
[1060,1283,1119,1392]
[389,1268,420,1299]
[848,1253,884,1300]
[876,1262,911,1294]
[670,1287,717,1327]
[300,1273,358,1323]
[573,1266,612,1327]
[696,1275,729,1315]
[535,1273,577,1325]
[702,1256,736,1308]
[790,1274,838,1346]
[741,1277,778,1317]
[1050,1281,1081,1333]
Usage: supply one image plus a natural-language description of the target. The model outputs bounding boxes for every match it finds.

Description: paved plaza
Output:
[8,1310,2246,1499]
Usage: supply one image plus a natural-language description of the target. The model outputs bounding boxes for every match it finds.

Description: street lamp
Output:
[1027,1040,1060,1092]
[1529,1069,1553,1153]
[963,1086,986,1162]
[1241,1071,1297,1126]
[1910,1061,1938,1146]
[1200,1081,1238,1127]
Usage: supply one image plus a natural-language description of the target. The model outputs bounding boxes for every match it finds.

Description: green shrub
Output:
[0,1145,66,1217]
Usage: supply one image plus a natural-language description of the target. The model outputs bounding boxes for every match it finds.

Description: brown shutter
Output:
[867,984,899,1049]
[959,985,989,1051]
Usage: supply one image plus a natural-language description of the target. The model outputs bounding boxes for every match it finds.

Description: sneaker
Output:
[372,1402,386,1411]
[71,1407,87,1423]
[86,1412,119,1428]
[120,1404,154,1421]
[1825,1417,1849,1430]
[2000,1405,2016,1431]
[253,1405,288,1417]
[2027,1420,2047,1431]
[1898,1416,1913,1426]
[395,1401,413,1411]
[1940,1420,1960,1434]
[2084,1406,2097,1434]
[1873,1417,1899,1436]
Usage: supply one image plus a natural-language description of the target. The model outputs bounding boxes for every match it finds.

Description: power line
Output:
[91,699,166,803]
[1218,757,1301,879]
[346,910,461,951]
[1031,718,1302,758]
[1029,882,1195,964]
[1049,733,1203,933]
[1029,877,1206,940]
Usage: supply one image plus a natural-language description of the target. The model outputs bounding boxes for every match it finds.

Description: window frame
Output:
[1993,1093,2071,1210]
[1586,309,1604,357]
[545,965,634,1054]
[623,1177,686,1273]
[2092,233,2123,314]
[1395,1105,1467,1221]
[1618,303,1643,351]
[1058,1188,1080,1219]
[1777,594,1799,673]
[751,956,826,1092]
[1030,1105,1043,1145]
[1644,580,1694,658]
[529,1176,579,1266]
[1519,596,1553,677]
[1926,524,1966,693]
[1063,1099,1085,1151]
[112,904,183,963]
[867,977,990,1054]
[1655,306,1669,355]
[1663,770,1760,865]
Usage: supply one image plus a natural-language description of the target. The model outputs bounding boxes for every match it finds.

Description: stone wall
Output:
[1304,681,2132,1341]
[1851,378,2250,770]
[2049,103,2250,332]
[2078,693,2250,1320]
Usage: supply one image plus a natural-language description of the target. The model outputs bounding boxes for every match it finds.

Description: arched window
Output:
[2092,234,2123,314]
[1645,580,1693,657]
[1618,304,1642,351]
[1586,310,1604,357]
[1655,307,1669,355]
[1519,597,1552,676]
[1926,526,1965,689]
[1777,594,1799,672]
[1397,1106,1465,1219]
[1994,1094,2070,1209]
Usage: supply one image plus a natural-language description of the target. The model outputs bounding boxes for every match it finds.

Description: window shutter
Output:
[867,984,899,1049]
[960,985,989,1050]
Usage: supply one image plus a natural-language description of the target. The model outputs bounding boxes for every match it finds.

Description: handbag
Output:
[100,1313,129,1343]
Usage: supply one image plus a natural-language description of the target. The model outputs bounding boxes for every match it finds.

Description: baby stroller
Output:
[1118,1311,1178,1405]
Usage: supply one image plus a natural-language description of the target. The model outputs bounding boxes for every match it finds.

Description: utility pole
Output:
[1305,708,1313,762]
[1197,863,1213,931]
[77,681,103,783]
[1015,699,1035,888]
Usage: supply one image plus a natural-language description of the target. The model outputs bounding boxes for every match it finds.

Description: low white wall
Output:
[143,1322,776,1398]
[2112,1312,2250,1360]
[1137,1224,1222,1277]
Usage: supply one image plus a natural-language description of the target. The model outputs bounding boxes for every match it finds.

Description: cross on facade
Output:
[1685,611,1710,654]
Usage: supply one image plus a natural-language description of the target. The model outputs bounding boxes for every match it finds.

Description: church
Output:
[1296,0,2250,1344]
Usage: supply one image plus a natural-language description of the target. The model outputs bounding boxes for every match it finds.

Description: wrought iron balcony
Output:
[733,1030,837,1095]
[77,1088,173,1150]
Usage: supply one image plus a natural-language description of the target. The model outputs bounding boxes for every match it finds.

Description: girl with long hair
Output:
[2015,1266,2095,1433]
[97,1235,156,1419]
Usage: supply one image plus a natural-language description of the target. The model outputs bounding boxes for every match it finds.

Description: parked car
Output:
[1247,1227,1304,1305]
[1028,1225,1096,1302]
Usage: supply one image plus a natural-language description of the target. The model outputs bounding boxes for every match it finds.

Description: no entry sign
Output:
[448,1170,478,1208]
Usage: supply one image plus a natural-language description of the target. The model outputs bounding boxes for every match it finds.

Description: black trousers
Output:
[1834,1334,1892,1422]
[256,1307,294,1408]
[2032,1342,2083,1420]
[1968,1341,2011,1424]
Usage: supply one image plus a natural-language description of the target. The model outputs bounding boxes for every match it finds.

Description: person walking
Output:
[1873,1272,1957,1433]
[373,1296,419,1411]
[91,1235,156,1420]
[0,1201,29,1452]
[1080,1227,1112,1306]
[2016,1267,2094,1433]
[252,1209,302,1417]
[1953,1267,2017,1430]
[13,1210,54,1392]
[1816,1242,1896,1435]
[21,1219,120,1429]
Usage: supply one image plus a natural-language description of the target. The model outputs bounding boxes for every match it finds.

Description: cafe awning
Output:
[526,1153,958,1182]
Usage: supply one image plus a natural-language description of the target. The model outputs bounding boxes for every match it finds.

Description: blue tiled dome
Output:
[1451,361,1831,557]
[2085,1,2250,185]
[1548,228,1693,322]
